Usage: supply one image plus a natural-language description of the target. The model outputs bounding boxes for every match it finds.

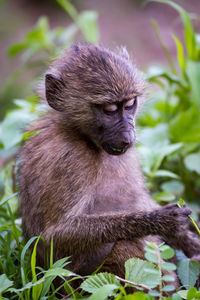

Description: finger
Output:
[182,207,192,215]
[165,203,177,209]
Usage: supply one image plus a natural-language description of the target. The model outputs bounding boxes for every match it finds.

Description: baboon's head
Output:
[45,44,144,155]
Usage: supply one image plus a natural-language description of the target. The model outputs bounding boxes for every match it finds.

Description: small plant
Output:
[0,235,79,299]
[79,240,200,299]
[8,0,99,70]
[144,242,176,298]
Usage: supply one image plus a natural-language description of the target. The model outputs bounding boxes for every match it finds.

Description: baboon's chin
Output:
[102,143,129,156]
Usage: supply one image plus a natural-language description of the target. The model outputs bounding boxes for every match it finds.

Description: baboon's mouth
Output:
[102,143,129,156]
[111,147,125,153]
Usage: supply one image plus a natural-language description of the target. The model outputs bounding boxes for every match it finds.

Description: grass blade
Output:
[150,0,197,59]
[31,236,43,300]
[151,19,176,74]
[172,33,185,73]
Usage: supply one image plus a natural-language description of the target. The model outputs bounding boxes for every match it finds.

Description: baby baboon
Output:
[18,44,200,279]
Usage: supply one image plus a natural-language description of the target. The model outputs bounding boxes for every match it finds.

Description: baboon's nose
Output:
[121,131,135,147]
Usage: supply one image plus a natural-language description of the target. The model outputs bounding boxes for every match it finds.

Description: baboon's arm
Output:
[44,203,192,252]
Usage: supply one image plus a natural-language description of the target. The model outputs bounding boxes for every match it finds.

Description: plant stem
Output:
[115,275,152,291]
[151,19,177,75]
[189,215,200,235]
[177,202,200,235]
[156,247,163,300]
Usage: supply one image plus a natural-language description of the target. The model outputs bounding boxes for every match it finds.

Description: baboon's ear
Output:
[45,73,65,112]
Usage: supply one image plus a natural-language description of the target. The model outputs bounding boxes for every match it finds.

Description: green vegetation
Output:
[0,0,200,299]
[138,0,200,205]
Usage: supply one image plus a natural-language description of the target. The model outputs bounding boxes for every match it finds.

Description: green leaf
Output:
[154,143,183,172]
[172,33,185,72]
[151,72,183,85]
[31,236,43,300]
[122,292,146,299]
[1,109,36,149]
[52,257,71,268]
[184,153,200,175]
[31,241,39,281]
[88,284,119,300]
[153,169,179,179]
[125,258,160,289]
[151,19,176,74]
[56,24,78,46]
[26,17,49,42]
[0,192,18,208]
[8,42,28,57]
[177,198,185,208]
[144,252,158,263]
[152,0,197,59]
[138,123,169,148]
[21,46,42,62]
[161,262,176,271]
[9,278,44,293]
[56,0,78,20]
[161,143,183,157]
[81,272,121,294]
[41,265,75,297]
[149,290,160,297]
[187,61,200,107]
[177,290,188,299]
[144,246,157,254]
[20,236,40,287]
[22,131,39,142]
[161,246,175,259]
[162,284,175,292]
[0,274,13,293]
[138,142,182,176]
[44,267,74,278]
[161,180,185,196]
[177,259,200,287]
[57,0,99,43]
[147,241,158,248]
[187,287,198,300]
[159,244,170,251]
[169,107,200,143]
[172,293,182,300]
[162,275,175,282]
[14,98,35,109]
[153,191,175,202]
[40,277,55,298]
[78,11,99,43]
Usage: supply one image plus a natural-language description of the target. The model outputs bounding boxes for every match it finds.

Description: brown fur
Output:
[18,44,200,288]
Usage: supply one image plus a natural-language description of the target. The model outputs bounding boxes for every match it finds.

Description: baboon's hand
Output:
[179,231,200,258]
[151,203,191,240]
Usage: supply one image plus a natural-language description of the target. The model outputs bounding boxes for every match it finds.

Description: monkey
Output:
[18,44,200,287]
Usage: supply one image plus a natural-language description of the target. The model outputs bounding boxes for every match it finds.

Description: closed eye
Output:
[124,97,137,110]
[103,103,118,115]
